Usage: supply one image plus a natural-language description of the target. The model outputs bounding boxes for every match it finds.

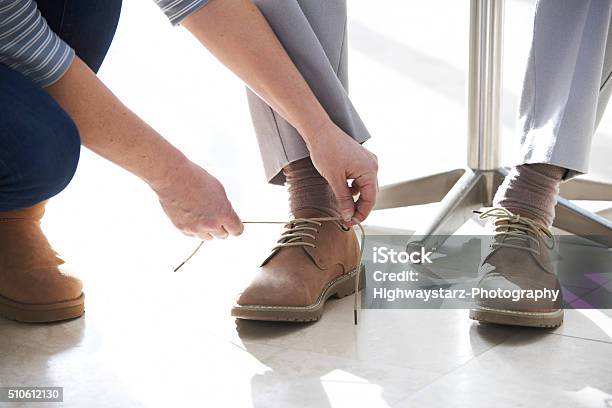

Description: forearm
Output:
[182,0,331,145]
[45,57,188,190]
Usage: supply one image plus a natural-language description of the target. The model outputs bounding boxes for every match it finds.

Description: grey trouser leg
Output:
[247,0,371,185]
[518,0,612,178]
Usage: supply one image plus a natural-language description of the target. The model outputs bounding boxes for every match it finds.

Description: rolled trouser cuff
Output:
[518,125,589,180]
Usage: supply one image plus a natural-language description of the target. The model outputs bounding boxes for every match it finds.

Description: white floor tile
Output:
[394,332,612,408]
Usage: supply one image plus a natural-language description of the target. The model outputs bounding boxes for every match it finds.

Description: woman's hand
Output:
[306,121,378,225]
[153,160,244,240]
[44,58,243,241]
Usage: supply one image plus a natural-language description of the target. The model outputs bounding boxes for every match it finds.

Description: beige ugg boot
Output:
[0,202,84,323]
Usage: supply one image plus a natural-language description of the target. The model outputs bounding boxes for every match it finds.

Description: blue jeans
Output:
[0,0,122,211]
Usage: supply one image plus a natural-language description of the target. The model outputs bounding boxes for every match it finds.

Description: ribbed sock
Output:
[283,157,338,216]
[493,163,566,227]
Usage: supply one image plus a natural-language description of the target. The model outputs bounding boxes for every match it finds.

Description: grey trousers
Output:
[519,0,612,178]
[247,0,371,185]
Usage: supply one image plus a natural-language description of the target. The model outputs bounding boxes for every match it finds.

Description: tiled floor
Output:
[1,1,612,407]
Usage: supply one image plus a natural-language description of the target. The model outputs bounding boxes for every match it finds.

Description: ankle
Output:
[283,157,339,215]
[493,163,565,227]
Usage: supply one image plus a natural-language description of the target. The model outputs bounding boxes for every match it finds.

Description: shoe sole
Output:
[0,293,85,323]
[469,306,563,328]
[231,265,364,322]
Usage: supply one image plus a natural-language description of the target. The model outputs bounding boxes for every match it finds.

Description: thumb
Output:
[329,178,355,222]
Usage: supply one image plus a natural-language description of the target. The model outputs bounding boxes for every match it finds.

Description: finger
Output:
[197,232,214,241]
[212,226,229,239]
[328,177,355,223]
[225,210,245,237]
[353,179,378,222]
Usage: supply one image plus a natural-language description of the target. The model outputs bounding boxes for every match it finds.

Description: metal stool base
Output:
[375,169,612,249]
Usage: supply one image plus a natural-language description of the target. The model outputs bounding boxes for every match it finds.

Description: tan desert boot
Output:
[232,208,362,322]
[470,208,563,328]
[0,202,84,323]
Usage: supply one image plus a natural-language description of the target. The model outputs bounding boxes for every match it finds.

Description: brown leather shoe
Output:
[469,208,563,328]
[232,208,362,322]
[0,202,84,323]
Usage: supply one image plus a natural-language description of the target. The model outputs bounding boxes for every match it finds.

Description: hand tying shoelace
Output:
[173,217,366,324]
[476,208,555,255]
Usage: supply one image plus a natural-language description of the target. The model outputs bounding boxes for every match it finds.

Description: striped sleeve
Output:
[153,0,210,26]
[0,0,74,87]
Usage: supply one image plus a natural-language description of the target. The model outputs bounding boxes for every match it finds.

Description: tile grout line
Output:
[548,331,612,345]
[389,327,528,407]
[391,324,612,407]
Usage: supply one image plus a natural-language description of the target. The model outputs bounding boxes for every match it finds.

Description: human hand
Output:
[153,160,244,240]
[306,121,379,225]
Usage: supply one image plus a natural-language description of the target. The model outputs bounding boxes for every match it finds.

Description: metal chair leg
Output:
[559,178,612,201]
[409,169,487,252]
[554,197,612,247]
[375,169,465,210]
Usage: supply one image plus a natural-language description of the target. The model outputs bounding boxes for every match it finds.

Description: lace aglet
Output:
[173,261,186,273]
[353,309,358,325]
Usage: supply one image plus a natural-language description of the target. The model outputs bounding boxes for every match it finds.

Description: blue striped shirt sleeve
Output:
[0,0,209,89]
[0,0,75,87]
[153,0,210,26]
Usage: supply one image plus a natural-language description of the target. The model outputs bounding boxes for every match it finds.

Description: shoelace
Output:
[173,217,366,325]
[267,218,340,253]
[476,207,555,256]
